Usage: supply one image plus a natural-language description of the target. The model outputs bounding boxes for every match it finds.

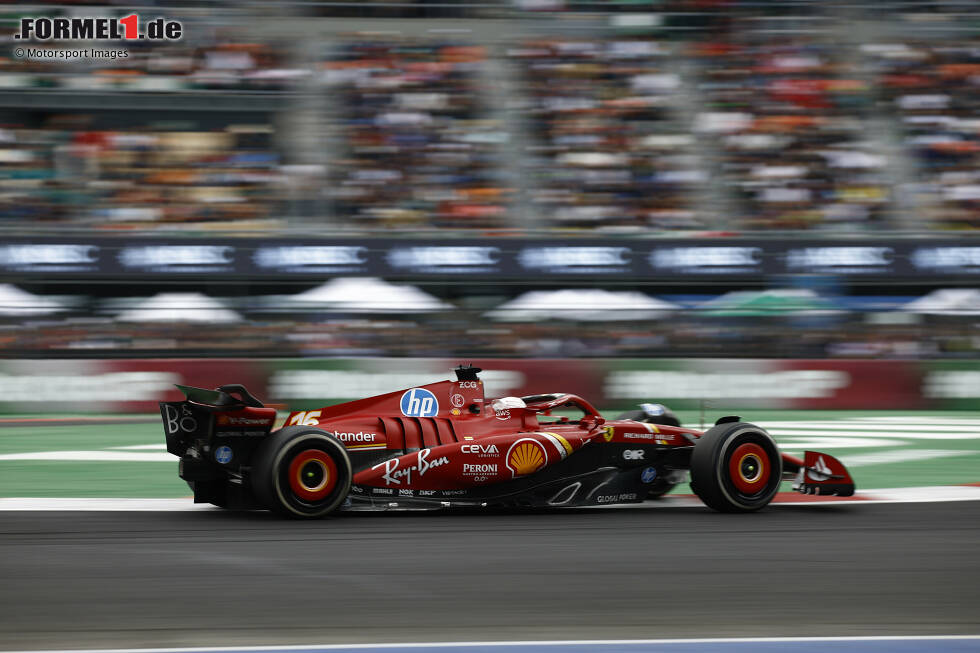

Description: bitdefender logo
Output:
[14,15,182,42]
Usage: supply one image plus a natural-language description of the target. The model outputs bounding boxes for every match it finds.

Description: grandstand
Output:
[0,1,977,233]
[0,1,978,360]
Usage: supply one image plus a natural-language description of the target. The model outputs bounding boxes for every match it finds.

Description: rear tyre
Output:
[251,427,352,519]
[690,421,781,513]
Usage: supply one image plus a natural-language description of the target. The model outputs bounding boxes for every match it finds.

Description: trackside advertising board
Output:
[0,358,975,414]
[3,237,980,281]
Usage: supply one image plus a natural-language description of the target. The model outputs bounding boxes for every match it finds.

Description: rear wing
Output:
[175,384,265,409]
[160,384,275,460]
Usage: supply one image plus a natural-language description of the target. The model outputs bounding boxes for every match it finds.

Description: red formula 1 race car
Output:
[160,365,855,518]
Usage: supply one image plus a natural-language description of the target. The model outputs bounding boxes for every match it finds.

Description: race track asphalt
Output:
[1,501,978,650]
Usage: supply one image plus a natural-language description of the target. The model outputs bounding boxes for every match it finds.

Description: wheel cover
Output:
[288,449,338,502]
[728,442,770,495]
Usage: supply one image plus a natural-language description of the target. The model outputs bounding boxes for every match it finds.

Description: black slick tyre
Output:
[251,426,352,519]
[690,421,781,513]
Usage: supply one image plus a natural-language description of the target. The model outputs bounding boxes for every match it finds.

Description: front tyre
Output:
[690,421,781,512]
[251,427,352,519]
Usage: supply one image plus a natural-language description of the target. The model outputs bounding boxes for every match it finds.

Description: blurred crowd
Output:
[515,38,702,230]
[0,9,977,233]
[864,41,980,230]
[326,40,510,230]
[0,121,286,228]
[0,4,977,361]
[697,40,889,231]
[2,306,978,360]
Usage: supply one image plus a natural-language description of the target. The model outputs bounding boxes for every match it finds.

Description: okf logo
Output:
[400,388,439,418]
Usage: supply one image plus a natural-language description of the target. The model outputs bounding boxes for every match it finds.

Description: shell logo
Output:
[506,438,548,477]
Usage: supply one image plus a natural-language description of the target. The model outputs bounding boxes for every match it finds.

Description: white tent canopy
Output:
[903,288,980,316]
[486,289,677,322]
[279,277,452,314]
[115,293,242,323]
[0,284,66,316]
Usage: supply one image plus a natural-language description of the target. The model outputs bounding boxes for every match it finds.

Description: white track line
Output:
[645,486,980,507]
[767,429,979,439]
[847,417,980,424]
[756,421,980,432]
[3,635,979,653]
[774,437,908,449]
[0,498,215,511]
[841,485,980,503]
[2,486,980,512]
[839,449,972,467]
[0,451,173,462]
[776,450,973,468]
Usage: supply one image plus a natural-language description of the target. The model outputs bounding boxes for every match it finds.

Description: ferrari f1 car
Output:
[160,365,855,518]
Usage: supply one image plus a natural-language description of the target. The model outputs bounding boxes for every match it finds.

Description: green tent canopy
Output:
[697,289,844,318]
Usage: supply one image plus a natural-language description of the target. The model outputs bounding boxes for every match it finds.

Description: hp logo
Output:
[400,388,439,418]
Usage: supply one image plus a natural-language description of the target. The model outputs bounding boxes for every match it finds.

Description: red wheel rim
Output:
[728,442,770,494]
[288,449,338,501]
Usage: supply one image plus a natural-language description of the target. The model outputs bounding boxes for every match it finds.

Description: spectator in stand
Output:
[513,38,703,231]
[694,37,890,231]
[0,118,289,229]
[325,38,510,230]
[864,41,980,230]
